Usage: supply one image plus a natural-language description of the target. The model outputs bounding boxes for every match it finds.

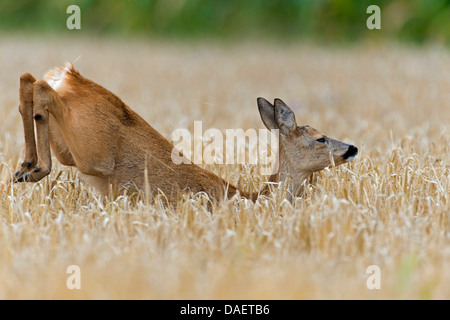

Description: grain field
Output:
[0,36,449,299]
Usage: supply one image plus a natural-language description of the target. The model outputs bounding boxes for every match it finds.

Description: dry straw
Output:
[0,37,449,299]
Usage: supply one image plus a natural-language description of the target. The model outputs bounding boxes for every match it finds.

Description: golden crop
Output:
[0,37,448,299]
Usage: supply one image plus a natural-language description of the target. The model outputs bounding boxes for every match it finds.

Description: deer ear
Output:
[274,98,297,136]
[257,97,277,130]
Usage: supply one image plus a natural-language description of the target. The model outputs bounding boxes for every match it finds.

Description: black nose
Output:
[342,145,358,159]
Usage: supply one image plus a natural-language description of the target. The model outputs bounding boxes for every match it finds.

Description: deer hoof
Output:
[21,161,34,168]
[13,170,29,183]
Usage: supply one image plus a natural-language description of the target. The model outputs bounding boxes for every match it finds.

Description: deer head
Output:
[257,97,358,197]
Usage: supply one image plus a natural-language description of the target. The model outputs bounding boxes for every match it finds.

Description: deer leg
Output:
[15,80,58,182]
[14,73,38,182]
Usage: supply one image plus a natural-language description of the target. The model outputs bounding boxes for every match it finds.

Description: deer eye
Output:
[316,138,326,143]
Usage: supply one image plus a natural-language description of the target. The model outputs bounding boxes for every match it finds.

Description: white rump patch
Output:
[44,62,73,91]
[46,73,64,90]
[64,64,73,74]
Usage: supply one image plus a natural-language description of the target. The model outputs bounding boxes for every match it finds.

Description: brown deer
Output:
[14,63,358,203]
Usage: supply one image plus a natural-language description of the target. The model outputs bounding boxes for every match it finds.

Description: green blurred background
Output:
[1,0,450,44]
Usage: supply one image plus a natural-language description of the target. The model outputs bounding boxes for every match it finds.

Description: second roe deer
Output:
[13,63,358,202]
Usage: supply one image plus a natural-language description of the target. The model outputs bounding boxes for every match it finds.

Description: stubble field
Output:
[0,36,449,299]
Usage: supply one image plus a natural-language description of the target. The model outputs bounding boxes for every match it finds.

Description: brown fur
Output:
[256,97,358,200]
[14,64,357,203]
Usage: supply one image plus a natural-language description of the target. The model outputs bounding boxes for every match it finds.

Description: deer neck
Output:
[261,141,312,199]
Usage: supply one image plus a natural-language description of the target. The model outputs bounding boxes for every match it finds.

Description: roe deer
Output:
[13,63,358,203]
[256,97,358,200]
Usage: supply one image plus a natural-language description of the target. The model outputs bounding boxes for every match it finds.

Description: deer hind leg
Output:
[14,80,60,182]
[16,73,37,171]
[48,117,76,167]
